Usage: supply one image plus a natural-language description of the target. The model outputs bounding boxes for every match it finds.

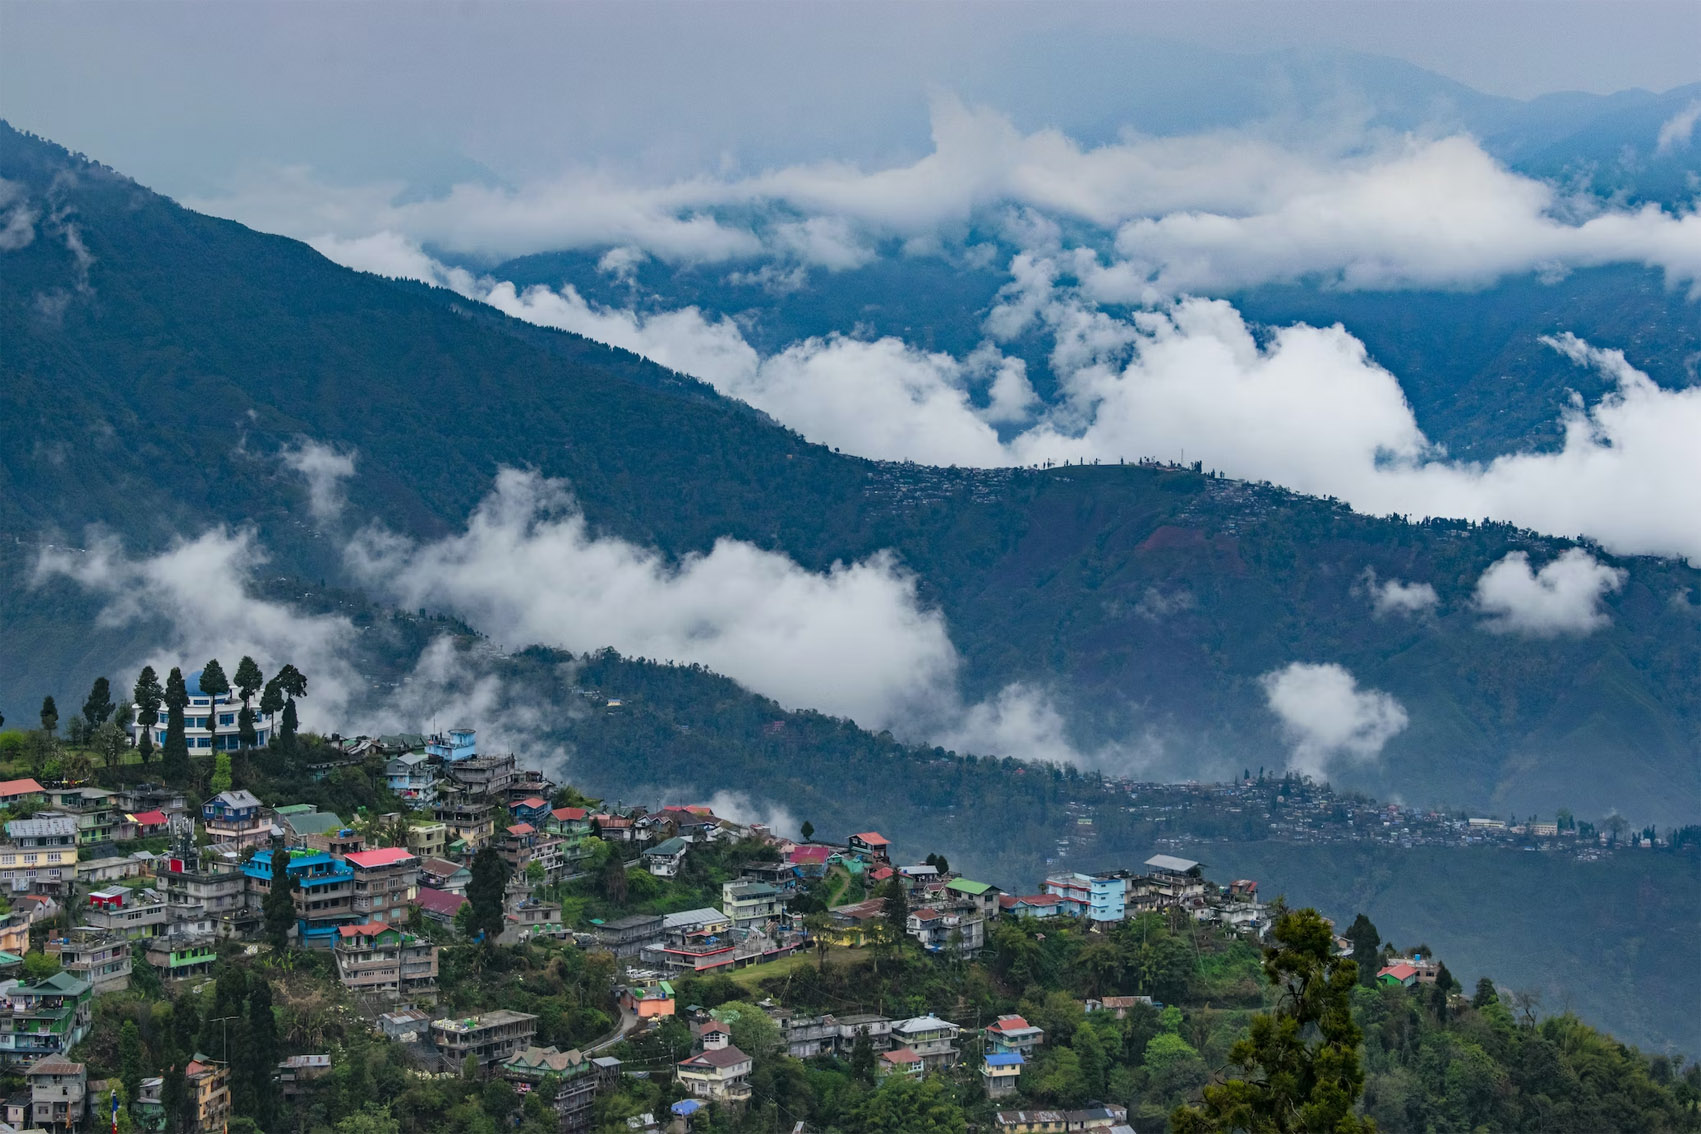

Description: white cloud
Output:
[1260,662,1409,777]
[279,439,357,526]
[345,468,961,730]
[0,179,37,252]
[1474,548,1626,636]
[1363,569,1439,617]
[32,529,363,729]
[702,791,799,838]
[198,96,1701,293]
[1656,100,1701,156]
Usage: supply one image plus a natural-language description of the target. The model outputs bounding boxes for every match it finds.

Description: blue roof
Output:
[186,669,205,696]
[671,1100,702,1116]
[985,1053,1025,1067]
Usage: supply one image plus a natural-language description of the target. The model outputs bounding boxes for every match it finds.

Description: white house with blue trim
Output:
[126,669,273,752]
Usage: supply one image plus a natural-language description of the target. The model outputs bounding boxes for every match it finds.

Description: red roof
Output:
[869,866,895,882]
[130,810,169,826]
[680,1046,749,1069]
[1018,894,1060,906]
[910,908,939,921]
[415,888,466,917]
[507,823,535,836]
[850,832,889,845]
[337,922,392,938]
[0,778,44,797]
[343,847,415,869]
[881,1047,922,1065]
[1378,963,1418,981]
[551,806,588,821]
[987,1015,1030,1033]
[788,846,832,865]
[514,797,547,809]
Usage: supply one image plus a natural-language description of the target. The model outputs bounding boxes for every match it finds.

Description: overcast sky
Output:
[4,1,1698,197]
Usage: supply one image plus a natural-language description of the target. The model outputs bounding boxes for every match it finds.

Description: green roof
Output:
[273,804,317,817]
[946,879,995,896]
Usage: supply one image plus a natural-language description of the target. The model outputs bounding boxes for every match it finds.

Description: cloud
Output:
[1363,569,1439,617]
[345,468,962,730]
[1656,100,1701,155]
[1260,662,1409,777]
[0,179,37,251]
[1473,549,1626,636]
[199,96,1701,293]
[279,440,358,525]
[32,529,363,729]
[702,790,800,839]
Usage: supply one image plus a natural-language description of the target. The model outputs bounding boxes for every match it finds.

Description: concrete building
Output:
[426,727,477,763]
[892,1015,960,1071]
[343,847,419,925]
[127,669,274,752]
[1,815,80,895]
[675,1027,752,1105]
[84,886,168,941]
[186,1058,231,1133]
[49,927,131,994]
[501,1046,598,1134]
[721,881,783,930]
[334,922,439,1001]
[244,848,357,948]
[386,753,438,809]
[1042,872,1128,924]
[143,934,218,981]
[202,791,270,849]
[0,972,92,1066]
[26,1055,86,1129]
[430,1010,539,1068]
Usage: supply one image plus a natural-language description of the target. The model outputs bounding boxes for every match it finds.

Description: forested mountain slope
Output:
[3,121,1699,823]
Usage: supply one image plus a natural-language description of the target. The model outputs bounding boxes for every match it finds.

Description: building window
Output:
[219,714,235,726]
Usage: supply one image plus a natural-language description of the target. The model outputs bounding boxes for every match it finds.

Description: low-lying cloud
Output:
[1260,662,1409,778]
[279,439,358,526]
[1362,570,1440,617]
[1474,549,1627,636]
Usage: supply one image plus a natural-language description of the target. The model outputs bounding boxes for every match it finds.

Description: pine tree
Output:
[82,676,114,727]
[133,666,163,766]
[263,837,298,951]
[199,658,230,756]
[39,695,58,736]
[468,844,510,945]
[1172,908,1374,1134]
[162,668,191,786]
[882,876,909,942]
[119,1019,143,1108]
[247,979,281,1129]
[1345,911,1381,987]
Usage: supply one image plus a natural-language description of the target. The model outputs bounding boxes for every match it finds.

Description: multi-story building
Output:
[495,823,537,874]
[243,849,357,947]
[444,753,517,799]
[1133,856,1204,910]
[405,823,449,860]
[49,927,131,994]
[430,1010,538,1068]
[186,1059,231,1133]
[721,881,783,930]
[127,669,274,752]
[1042,872,1128,924]
[983,1051,1025,1098]
[84,886,168,941]
[675,1027,752,1104]
[386,753,438,809]
[501,1046,598,1134]
[26,1055,86,1129]
[334,922,439,1001]
[432,797,496,851]
[904,906,985,956]
[343,848,419,924]
[45,786,119,846]
[0,816,79,895]
[892,1015,960,1071]
[143,934,218,981]
[0,779,47,809]
[985,1014,1044,1055]
[846,832,891,863]
[425,727,477,763]
[202,790,270,849]
[576,913,663,958]
[0,972,92,1066]
[944,878,1003,919]
[160,857,252,938]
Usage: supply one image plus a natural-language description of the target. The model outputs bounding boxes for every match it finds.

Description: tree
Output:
[246,979,281,1129]
[1172,908,1374,1134]
[61,746,95,783]
[120,1019,143,1109]
[1345,912,1381,987]
[850,1025,876,1082]
[882,876,909,941]
[1472,977,1498,1008]
[94,720,129,770]
[799,820,814,842]
[162,667,191,786]
[39,695,58,736]
[467,844,510,944]
[82,676,115,727]
[848,1075,966,1133]
[263,837,298,950]
[200,659,230,758]
[134,666,163,766]
[272,664,307,746]
[161,1060,190,1134]
[232,655,264,736]
[210,752,233,794]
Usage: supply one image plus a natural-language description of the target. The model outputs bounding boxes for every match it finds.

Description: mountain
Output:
[3,121,1699,824]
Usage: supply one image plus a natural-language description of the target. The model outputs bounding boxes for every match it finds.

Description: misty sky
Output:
[3,1,1699,197]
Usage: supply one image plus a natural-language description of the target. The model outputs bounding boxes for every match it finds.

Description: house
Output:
[983,1051,1025,1097]
[386,753,438,809]
[1,815,80,895]
[48,927,131,993]
[1135,855,1205,909]
[500,896,566,945]
[999,894,1062,918]
[26,1055,86,1129]
[904,907,984,956]
[945,878,1002,918]
[283,811,347,841]
[0,971,93,1066]
[892,1015,960,1071]
[143,934,218,981]
[415,887,467,926]
[620,982,676,1019]
[1086,995,1154,1019]
[675,1027,752,1104]
[419,857,471,894]
[334,922,439,1000]
[880,1047,924,1077]
[185,1058,231,1133]
[721,881,783,930]
[201,791,269,848]
[1377,963,1419,988]
[992,1106,1130,1133]
[985,1014,1044,1055]
[406,823,450,860]
[509,797,550,825]
[846,832,891,862]
[343,847,419,925]
[378,1008,432,1041]
[430,1010,539,1068]
[642,837,689,878]
[432,797,496,850]
[546,807,592,836]
[443,753,518,800]
[425,727,478,763]
[823,898,889,947]
[495,823,537,873]
[785,845,833,875]
[0,779,47,809]
[500,1046,599,1133]
[47,786,119,846]
[578,913,664,958]
[243,849,357,948]
[276,1054,332,1101]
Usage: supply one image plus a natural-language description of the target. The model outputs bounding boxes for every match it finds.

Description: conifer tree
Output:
[263,836,298,950]
[82,676,114,727]
[1345,912,1381,987]
[39,695,58,736]
[246,978,281,1128]
[199,658,230,755]
[133,666,163,766]
[467,844,510,945]
[162,668,191,786]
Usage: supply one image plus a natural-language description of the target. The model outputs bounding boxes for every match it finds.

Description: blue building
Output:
[243,848,357,948]
[127,669,274,752]
[426,727,477,763]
